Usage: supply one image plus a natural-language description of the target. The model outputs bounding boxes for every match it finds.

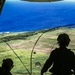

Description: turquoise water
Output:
[0,0,75,32]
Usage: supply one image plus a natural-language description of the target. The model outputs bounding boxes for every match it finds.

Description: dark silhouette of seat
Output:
[41,33,75,75]
[0,58,14,75]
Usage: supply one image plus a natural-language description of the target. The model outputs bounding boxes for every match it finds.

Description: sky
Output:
[64,0,75,1]
[6,0,20,1]
[6,0,75,1]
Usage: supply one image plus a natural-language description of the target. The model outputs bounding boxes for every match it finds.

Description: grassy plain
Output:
[0,27,75,75]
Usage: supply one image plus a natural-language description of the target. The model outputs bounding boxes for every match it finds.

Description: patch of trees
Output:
[0,27,70,43]
[0,31,37,43]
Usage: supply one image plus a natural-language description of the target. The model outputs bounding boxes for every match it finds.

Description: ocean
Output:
[0,0,75,32]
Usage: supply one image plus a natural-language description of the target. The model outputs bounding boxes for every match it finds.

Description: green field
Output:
[0,27,75,75]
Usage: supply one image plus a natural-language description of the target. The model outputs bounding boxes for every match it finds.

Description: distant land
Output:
[0,27,75,53]
[0,27,75,75]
